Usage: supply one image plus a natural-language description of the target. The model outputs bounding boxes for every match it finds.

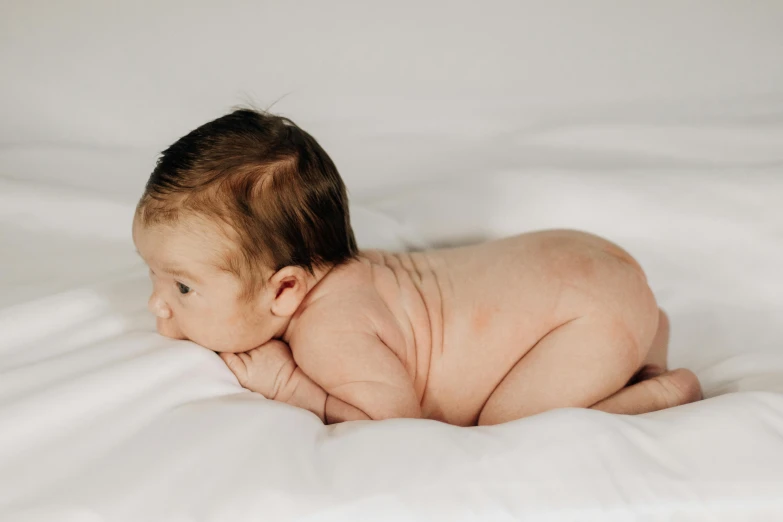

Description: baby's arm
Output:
[220,341,371,423]
[291,327,422,421]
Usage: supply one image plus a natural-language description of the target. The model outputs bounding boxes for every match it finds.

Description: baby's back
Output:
[311,229,652,426]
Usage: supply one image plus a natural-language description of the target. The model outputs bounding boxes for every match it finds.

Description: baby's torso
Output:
[311,229,647,426]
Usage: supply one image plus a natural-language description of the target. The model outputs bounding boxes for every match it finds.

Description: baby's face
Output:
[132,215,276,353]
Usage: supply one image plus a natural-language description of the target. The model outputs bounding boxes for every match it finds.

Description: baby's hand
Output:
[219,340,295,399]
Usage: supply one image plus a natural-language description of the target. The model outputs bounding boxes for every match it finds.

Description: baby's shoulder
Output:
[288,292,381,364]
[290,254,408,349]
[294,265,381,334]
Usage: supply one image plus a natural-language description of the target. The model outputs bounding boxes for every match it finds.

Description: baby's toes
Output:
[220,353,249,386]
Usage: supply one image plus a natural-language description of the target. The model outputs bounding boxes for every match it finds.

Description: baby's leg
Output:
[594,310,701,414]
[637,309,669,377]
[478,315,647,426]
[478,308,700,425]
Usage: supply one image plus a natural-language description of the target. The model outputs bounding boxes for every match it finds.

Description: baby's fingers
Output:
[220,352,249,386]
[219,343,293,399]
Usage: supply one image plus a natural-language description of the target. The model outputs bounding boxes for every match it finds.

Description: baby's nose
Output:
[148,292,172,319]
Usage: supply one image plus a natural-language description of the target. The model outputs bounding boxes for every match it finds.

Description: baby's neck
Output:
[279,262,337,343]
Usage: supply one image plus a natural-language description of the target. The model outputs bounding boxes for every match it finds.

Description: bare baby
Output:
[133,109,702,426]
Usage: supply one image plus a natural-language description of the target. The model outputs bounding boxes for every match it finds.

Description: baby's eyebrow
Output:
[162,266,202,284]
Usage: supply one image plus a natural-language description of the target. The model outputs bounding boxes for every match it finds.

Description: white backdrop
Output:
[2,0,783,200]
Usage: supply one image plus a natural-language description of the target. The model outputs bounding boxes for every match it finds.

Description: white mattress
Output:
[1,114,783,521]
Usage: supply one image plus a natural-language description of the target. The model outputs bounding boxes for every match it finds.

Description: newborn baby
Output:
[133,109,702,426]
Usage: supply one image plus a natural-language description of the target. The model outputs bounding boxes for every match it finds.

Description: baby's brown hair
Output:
[136,108,359,297]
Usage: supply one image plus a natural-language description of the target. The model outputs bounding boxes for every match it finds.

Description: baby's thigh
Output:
[477,315,644,426]
[640,308,669,371]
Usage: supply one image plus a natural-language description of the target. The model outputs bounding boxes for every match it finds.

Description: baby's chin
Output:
[210,346,249,354]
[169,330,274,354]
[203,340,271,354]
[164,333,238,354]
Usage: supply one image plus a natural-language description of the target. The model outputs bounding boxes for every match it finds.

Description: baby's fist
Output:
[220,340,296,399]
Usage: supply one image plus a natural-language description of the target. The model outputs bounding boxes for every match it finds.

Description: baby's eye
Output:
[176,282,191,295]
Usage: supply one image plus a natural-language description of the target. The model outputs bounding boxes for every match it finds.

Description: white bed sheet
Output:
[1,115,782,521]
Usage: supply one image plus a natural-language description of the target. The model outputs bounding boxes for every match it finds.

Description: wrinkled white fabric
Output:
[1,145,782,520]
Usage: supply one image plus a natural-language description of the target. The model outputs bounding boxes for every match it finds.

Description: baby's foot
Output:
[220,340,296,399]
[593,368,702,415]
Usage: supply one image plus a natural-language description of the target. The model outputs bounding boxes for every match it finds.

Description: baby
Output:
[133,109,702,426]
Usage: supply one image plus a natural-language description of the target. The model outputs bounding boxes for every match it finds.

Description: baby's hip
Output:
[422,326,543,425]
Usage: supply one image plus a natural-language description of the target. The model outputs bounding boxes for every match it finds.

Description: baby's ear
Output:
[269,266,309,317]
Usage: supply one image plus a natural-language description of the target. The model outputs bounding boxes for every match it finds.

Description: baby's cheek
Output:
[156,317,187,340]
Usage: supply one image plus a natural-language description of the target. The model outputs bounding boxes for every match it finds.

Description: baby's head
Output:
[133,108,358,352]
